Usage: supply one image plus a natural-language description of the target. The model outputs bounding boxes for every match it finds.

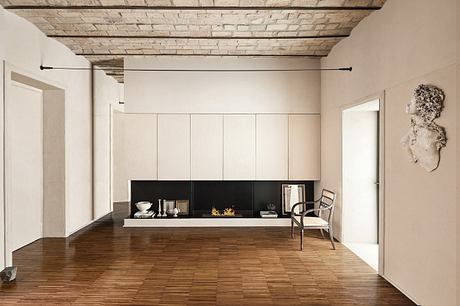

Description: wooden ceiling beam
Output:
[3,5,382,11]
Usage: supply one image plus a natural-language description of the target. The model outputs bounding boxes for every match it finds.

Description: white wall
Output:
[124,57,320,114]
[0,6,119,268]
[320,0,457,304]
[94,70,120,219]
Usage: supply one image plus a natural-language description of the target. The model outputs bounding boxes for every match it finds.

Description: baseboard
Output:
[66,211,112,237]
[381,274,421,305]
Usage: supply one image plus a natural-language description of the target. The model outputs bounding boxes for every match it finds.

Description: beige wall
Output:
[112,110,127,202]
[456,1,459,302]
[43,90,65,238]
[320,0,456,304]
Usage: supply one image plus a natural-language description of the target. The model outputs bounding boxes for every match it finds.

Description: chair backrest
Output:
[318,189,336,223]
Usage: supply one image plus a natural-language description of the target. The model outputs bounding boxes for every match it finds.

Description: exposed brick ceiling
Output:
[0,0,387,82]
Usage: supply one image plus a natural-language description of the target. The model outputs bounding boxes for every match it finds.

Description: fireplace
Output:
[129,180,314,218]
[192,181,253,217]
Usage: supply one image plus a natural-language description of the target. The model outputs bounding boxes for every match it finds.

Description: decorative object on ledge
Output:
[260,203,278,218]
[135,201,152,213]
[282,184,306,215]
[401,84,447,172]
[1,266,17,282]
[175,200,189,216]
[172,208,179,217]
[164,200,176,216]
[260,211,278,218]
[157,199,163,218]
[134,210,154,219]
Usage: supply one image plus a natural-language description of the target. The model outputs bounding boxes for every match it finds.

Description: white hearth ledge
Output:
[124,218,291,227]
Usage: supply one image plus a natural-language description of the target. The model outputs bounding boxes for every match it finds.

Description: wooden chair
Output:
[290,189,336,251]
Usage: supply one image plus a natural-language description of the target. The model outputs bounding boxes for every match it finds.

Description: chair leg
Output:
[329,227,336,250]
[300,228,304,251]
[320,229,325,239]
[291,219,295,239]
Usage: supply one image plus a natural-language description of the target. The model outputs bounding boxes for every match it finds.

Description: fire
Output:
[211,207,220,216]
[223,207,235,216]
[210,206,236,217]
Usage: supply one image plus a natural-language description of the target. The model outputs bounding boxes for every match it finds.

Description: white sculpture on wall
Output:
[401,84,447,172]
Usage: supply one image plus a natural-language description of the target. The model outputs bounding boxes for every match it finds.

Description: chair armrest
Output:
[290,200,322,217]
[290,202,308,217]
[301,207,331,217]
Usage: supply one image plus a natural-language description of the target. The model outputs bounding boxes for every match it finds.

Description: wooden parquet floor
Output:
[0,204,415,305]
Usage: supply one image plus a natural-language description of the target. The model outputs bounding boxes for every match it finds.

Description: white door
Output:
[191,115,223,180]
[223,115,255,180]
[256,114,288,180]
[342,99,380,271]
[6,82,43,252]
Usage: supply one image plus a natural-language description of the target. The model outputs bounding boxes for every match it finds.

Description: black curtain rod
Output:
[40,65,352,72]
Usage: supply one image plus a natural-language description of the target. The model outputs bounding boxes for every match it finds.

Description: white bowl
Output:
[136,201,152,212]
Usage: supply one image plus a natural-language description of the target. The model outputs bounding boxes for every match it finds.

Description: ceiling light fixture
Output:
[40,65,352,72]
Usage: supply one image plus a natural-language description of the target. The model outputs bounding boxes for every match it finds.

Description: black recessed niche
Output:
[129,180,314,218]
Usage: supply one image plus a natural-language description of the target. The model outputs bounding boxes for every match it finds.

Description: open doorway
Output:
[342,99,381,272]
[3,71,66,267]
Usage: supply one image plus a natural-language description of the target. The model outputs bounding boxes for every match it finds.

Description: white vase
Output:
[172,208,179,217]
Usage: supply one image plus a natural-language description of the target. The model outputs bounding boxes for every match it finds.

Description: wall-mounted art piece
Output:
[401,84,447,172]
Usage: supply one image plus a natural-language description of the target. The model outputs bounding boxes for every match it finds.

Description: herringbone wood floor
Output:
[0,203,415,305]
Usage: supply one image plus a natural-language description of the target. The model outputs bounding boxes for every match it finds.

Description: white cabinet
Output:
[223,115,256,180]
[124,114,158,180]
[191,115,223,180]
[158,114,191,180]
[288,115,321,180]
[256,114,288,180]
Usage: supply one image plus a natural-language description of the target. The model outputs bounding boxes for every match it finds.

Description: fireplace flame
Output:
[211,206,220,216]
[223,207,235,216]
[210,206,236,217]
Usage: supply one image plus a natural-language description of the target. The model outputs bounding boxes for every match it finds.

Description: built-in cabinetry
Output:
[123,114,158,180]
[289,114,321,180]
[121,113,320,181]
[223,115,256,180]
[256,114,289,180]
[191,115,223,180]
[158,114,191,180]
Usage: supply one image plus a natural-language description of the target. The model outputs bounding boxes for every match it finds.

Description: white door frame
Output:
[2,63,66,267]
[340,91,385,276]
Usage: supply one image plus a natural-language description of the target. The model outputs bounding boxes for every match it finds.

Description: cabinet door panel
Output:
[124,114,157,180]
[223,115,255,180]
[256,114,288,180]
[289,115,320,180]
[191,115,223,180]
[158,114,191,180]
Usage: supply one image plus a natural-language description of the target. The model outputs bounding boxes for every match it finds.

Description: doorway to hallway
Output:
[341,99,381,272]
